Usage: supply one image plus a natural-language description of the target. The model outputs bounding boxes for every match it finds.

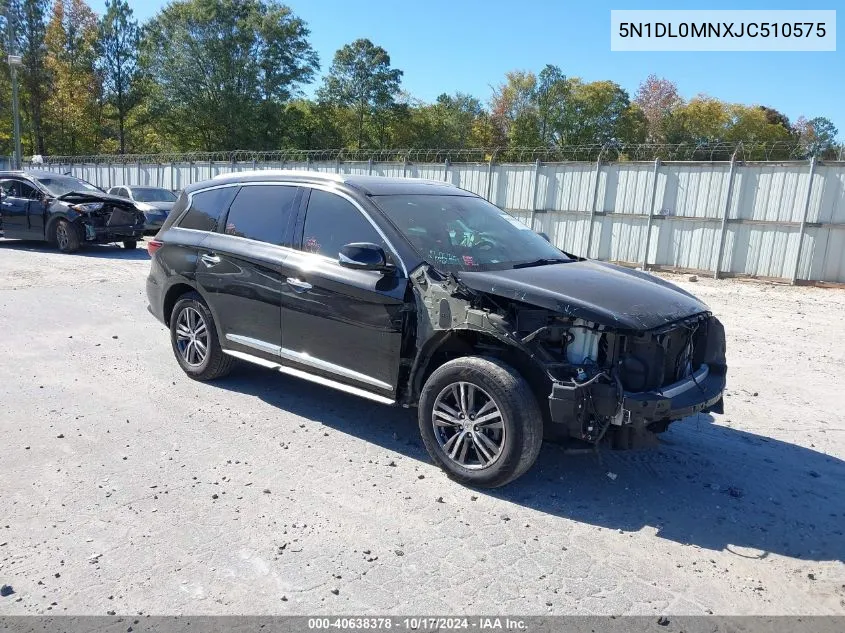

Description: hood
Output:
[458,260,708,331]
[58,190,138,206]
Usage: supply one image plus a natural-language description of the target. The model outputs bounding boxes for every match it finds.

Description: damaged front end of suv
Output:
[401,259,727,449]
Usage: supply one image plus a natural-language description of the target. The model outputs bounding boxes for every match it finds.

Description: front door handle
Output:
[286,277,313,292]
[200,253,221,267]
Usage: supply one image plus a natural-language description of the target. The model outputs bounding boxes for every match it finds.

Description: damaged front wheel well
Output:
[409,330,553,427]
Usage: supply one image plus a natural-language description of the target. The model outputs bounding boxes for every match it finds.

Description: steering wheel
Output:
[472,233,498,252]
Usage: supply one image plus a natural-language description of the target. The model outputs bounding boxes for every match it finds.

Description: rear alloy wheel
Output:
[123,239,137,249]
[54,219,80,253]
[418,356,544,488]
[169,292,234,381]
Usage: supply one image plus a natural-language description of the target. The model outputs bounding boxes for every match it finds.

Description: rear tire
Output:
[123,239,137,250]
[418,356,544,488]
[170,292,234,381]
[54,219,80,253]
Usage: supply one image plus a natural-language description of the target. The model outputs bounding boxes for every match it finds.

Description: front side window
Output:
[222,185,298,245]
[301,189,385,259]
[374,194,570,272]
[178,187,238,232]
[0,179,19,197]
[19,182,40,200]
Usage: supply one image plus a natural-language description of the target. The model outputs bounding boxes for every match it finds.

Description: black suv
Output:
[147,171,726,487]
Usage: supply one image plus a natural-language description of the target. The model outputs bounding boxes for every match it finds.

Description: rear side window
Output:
[177,187,238,232]
[222,185,298,245]
[301,189,385,258]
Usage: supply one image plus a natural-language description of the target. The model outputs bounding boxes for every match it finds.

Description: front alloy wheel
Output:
[432,382,506,470]
[418,356,544,488]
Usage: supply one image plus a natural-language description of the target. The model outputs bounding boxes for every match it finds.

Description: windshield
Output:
[132,187,177,202]
[374,194,571,272]
[36,175,101,197]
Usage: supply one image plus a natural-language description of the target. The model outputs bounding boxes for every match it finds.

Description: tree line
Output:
[0,0,840,160]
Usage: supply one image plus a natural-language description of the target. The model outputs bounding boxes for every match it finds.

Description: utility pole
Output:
[5,5,23,169]
[9,54,23,169]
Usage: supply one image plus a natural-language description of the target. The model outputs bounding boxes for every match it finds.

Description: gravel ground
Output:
[1,238,844,616]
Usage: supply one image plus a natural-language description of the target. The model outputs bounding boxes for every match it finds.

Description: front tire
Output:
[418,356,544,488]
[170,292,234,381]
[54,219,81,253]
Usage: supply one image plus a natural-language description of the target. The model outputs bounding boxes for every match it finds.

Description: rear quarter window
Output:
[177,187,238,232]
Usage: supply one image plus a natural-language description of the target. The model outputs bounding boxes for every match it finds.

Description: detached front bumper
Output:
[621,364,725,424]
[548,363,726,435]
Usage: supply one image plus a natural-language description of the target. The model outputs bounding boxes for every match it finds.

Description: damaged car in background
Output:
[146,171,727,488]
[0,170,146,252]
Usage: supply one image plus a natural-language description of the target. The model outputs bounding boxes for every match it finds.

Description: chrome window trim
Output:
[176,180,409,277]
[225,334,393,392]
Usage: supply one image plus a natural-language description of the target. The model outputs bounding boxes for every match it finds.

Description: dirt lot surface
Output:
[1,238,844,616]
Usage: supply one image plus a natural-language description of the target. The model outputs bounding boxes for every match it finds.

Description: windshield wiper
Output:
[511,257,570,269]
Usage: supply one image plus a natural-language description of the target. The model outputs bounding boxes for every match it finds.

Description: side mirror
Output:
[538,231,551,242]
[339,242,393,272]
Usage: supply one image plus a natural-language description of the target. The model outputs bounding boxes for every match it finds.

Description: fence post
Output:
[584,152,603,257]
[402,156,408,178]
[136,161,141,185]
[713,155,738,279]
[485,150,497,202]
[368,158,373,175]
[335,156,341,174]
[443,157,450,182]
[641,158,661,269]
[529,158,542,231]
[790,156,818,284]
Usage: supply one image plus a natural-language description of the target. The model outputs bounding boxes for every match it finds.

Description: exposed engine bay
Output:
[403,264,727,448]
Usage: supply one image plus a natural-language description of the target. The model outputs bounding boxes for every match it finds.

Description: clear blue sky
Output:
[91,0,843,138]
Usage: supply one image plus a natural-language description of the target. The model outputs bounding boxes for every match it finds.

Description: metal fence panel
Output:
[33,157,845,283]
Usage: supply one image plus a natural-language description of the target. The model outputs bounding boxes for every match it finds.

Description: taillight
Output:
[147,239,163,256]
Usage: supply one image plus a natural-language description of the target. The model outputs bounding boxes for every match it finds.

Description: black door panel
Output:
[192,184,300,362]
[279,188,408,395]
[195,233,288,361]
[280,250,406,393]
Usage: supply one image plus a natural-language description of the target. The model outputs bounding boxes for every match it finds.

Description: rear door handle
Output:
[200,253,221,267]
[286,277,312,292]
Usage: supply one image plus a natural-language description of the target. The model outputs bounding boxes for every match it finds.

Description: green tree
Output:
[724,104,792,144]
[318,38,402,149]
[794,116,839,156]
[11,0,50,155]
[44,0,101,155]
[558,79,642,146]
[490,70,538,147]
[142,0,318,150]
[98,0,139,153]
[536,65,568,145]
[664,95,730,144]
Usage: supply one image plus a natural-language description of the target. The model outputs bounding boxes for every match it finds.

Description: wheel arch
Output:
[162,282,201,327]
[408,329,552,426]
[45,212,81,244]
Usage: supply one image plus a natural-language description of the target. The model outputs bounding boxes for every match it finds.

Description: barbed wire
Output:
[32,142,844,165]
